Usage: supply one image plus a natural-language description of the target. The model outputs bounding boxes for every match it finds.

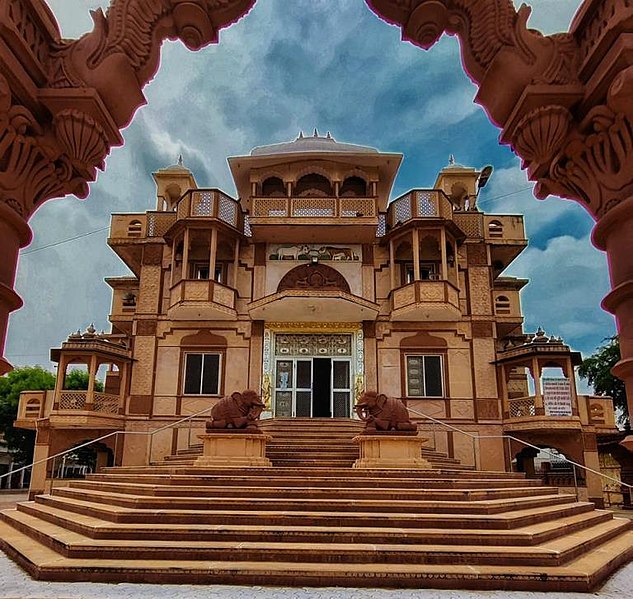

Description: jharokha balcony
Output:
[168,278,237,320]
[390,280,461,321]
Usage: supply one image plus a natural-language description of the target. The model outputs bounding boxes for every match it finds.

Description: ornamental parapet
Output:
[386,190,453,230]
[174,189,244,233]
[168,279,237,321]
[248,196,379,242]
[390,280,461,322]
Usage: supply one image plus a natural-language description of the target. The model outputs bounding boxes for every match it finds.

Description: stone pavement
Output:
[0,554,631,599]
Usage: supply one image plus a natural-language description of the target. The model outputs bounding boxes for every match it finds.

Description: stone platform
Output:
[0,418,632,591]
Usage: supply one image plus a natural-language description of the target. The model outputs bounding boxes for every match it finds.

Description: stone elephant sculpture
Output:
[355,391,418,433]
[206,389,265,432]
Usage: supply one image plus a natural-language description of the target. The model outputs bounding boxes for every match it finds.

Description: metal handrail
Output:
[406,406,633,491]
[0,404,214,482]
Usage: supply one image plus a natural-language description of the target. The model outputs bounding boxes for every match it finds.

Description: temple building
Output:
[16,133,622,503]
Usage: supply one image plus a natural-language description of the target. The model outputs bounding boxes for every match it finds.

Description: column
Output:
[389,239,396,291]
[0,206,31,375]
[232,238,240,288]
[86,355,98,407]
[118,362,128,414]
[440,228,448,280]
[412,228,421,282]
[182,228,190,280]
[531,358,543,415]
[499,365,510,418]
[594,197,633,424]
[209,227,218,282]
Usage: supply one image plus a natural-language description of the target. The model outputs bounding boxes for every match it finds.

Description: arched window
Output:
[488,220,503,238]
[294,173,333,197]
[340,176,367,197]
[495,295,511,315]
[127,220,142,237]
[25,398,41,418]
[261,176,285,197]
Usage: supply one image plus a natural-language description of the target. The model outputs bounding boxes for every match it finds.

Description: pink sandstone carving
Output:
[206,389,265,432]
[355,391,418,434]
[366,0,633,437]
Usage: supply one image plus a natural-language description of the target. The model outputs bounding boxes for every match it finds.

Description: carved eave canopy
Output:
[494,334,582,367]
[51,336,132,363]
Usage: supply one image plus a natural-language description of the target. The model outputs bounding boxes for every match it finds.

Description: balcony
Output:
[50,390,124,428]
[108,212,177,275]
[168,279,237,320]
[15,389,125,430]
[390,280,461,321]
[504,395,582,433]
[248,196,379,243]
[14,391,49,430]
[386,190,453,231]
[175,189,244,233]
[484,215,527,267]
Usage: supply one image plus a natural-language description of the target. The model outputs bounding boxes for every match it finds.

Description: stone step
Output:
[86,472,540,489]
[67,480,559,502]
[11,501,615,546]
[2,517,631,591]
[32,494,595,528]
[49,486,570,515]
[3,508,629,567]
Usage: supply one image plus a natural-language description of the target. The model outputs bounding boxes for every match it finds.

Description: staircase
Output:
[1,417,632,591]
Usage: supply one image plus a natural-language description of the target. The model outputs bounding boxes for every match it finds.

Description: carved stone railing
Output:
[57,390,120,414]
[508,396,536,418]
[251,197,377,219]
[386,190,452,229]
[176,190,243,231]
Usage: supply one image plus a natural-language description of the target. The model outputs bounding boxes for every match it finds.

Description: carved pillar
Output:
[86,355,97,407]
[389,239,396,291]
[365,0,633,434]
[209,226,218,282]
[594,198,633,420]
[412,227,421,281]
[0,0,255,373]
[232,238,240,288]
[0,206,30,374]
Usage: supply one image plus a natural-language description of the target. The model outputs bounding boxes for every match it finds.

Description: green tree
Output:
[0,366,55,464]
[578,336,629,429]
[63,369,103,392]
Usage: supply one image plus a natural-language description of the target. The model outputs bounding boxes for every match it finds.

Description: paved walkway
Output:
[0,553,631,599]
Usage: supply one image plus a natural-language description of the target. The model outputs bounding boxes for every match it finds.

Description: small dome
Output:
[251,131,378,156]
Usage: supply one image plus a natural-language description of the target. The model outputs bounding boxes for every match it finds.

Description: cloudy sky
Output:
[6,0,614,386]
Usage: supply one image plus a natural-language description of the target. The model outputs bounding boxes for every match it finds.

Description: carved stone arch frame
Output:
[255,170,287,185]
[341,168,371,183]
[292,165,335,186]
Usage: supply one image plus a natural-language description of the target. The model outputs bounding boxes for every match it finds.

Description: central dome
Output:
[251,131,378,156]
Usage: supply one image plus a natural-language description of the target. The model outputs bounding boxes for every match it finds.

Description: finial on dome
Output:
[448,154,455,166]
[326,131,332,139]
[298,131,304,139]
[177,154,183,166]
[313,128,318,137]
